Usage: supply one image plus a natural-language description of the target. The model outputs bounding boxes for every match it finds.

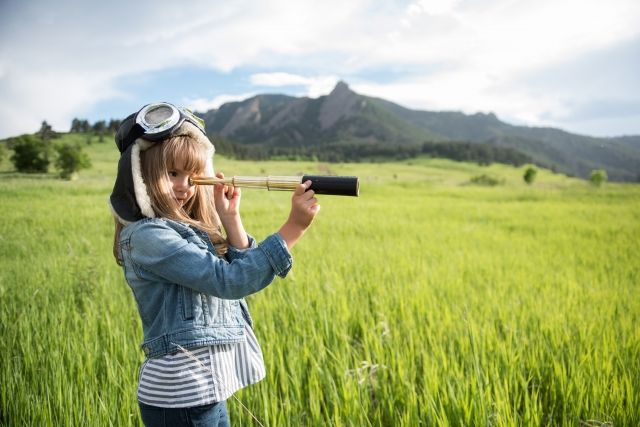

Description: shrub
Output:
[55,143,91,180]
[10,135,50,173]
[523,167,537,185]
[589,169,607,187]
[469,174,504,186]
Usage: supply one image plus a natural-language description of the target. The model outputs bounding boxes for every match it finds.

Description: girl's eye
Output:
[168,171,178,178]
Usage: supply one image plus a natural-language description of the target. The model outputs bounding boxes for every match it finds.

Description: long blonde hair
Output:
[113,135,227,265]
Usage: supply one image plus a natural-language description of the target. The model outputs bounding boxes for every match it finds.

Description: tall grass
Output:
[1,140,638,426]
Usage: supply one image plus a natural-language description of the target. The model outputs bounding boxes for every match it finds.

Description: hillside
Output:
[199,82,640,182]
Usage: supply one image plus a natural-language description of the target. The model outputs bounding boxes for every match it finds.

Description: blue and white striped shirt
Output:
[137,325,266,408]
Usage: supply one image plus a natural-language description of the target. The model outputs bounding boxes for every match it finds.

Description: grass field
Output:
[1,137,639,426]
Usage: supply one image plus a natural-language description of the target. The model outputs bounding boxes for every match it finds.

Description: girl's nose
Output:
[175,176,190,191]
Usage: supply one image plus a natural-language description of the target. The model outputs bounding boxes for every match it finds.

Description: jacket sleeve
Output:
[225,234,258,262]
[128,221,292,299]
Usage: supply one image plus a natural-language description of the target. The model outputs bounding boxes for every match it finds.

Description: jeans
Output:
[139,401,230,427]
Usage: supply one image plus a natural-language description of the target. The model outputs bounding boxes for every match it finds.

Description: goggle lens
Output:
[146,105,174,124]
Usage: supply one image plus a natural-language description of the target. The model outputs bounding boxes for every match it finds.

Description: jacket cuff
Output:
[226,234,258,261]
[258,233,293,278]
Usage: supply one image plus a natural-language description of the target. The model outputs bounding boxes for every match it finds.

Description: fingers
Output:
[293,180,320,217]
[226,185,240,200]
[214,171,236,200]
[294,181,315,201]
[293,180,313,196]
[213,171,225,194]
[296,180,317,200]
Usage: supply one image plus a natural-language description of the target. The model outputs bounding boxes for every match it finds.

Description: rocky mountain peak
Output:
[319,81,360,129]
[330,80,352,95]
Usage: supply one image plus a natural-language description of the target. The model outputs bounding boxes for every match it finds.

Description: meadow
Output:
[1,137,639,426]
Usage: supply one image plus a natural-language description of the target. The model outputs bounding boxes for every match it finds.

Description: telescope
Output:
[190,175,359,197]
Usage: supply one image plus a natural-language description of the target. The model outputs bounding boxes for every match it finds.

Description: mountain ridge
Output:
[199,81,640,181]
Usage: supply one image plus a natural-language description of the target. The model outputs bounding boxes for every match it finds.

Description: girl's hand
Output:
[278,180,320,249]
[214,171,249,249]
[289,180,320,228]
[213,172,241,219]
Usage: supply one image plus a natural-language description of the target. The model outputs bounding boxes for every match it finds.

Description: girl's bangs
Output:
[164,136,207,173]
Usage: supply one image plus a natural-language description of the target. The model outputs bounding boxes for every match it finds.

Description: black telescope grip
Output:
[302,175,359,197]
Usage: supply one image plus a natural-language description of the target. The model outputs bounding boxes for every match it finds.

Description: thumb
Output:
[295,180,312,196]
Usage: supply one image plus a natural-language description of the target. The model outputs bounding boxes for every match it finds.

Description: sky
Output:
[1,0,639,139]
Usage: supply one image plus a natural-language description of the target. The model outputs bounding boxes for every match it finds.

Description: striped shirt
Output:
[137,325,266,408]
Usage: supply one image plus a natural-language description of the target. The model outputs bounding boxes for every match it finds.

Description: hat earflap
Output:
[131,142,156,219]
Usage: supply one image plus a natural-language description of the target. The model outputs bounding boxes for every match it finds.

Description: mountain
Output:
[199,81,640,182]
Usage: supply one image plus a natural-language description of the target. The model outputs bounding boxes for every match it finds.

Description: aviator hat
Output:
[109,103,214,224]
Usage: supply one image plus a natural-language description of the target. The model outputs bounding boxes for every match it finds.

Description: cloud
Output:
[1,0,639,137]
[406,0,461,17]
[249,73,340,98]
[184,73,341,112]
[184,93,259,113]
[0,64,123,135]
[250,73,313,87]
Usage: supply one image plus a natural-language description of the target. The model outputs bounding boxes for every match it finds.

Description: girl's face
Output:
[168,159,196,206]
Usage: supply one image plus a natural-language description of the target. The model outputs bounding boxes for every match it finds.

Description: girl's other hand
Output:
[278,180,320,249]
[289,180,320,228]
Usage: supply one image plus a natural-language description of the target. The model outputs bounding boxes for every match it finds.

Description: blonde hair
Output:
[113,135,227,265]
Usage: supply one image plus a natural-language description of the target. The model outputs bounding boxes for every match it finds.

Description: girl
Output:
[109,103,319,426]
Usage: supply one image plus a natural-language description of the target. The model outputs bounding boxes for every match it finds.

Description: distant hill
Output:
[199,81,640,182]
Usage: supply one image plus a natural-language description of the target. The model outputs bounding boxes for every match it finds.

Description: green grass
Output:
[1,136,639,426]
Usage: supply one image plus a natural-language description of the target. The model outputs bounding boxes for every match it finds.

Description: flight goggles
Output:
[134,102,206,142]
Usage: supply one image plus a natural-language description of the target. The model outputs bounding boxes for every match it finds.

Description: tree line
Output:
[1,118,609,186]
[213,138,533,167]
[65,117,532,168]
[70,118,122,134]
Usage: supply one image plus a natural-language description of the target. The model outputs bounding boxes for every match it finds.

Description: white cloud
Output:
[407,0,461,17]
[184,93,259,113]
[0,63,124,135]
[1,0,639,137]
[250,73,312,87]
[249,73,340,98]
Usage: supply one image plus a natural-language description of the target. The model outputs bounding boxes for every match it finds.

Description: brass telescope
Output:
[190,175,359,197]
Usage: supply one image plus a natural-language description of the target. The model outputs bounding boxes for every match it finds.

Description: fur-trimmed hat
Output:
[109,111,214,225]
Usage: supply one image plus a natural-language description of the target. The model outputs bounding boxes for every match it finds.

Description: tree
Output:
[70,118,83,133]
[92,120,107,143]
[55,143,92,180]
[70,118,91,133]
[10,135,50,173]
[523,167,537,185]
[38,121,55,143]
[589,169,607,187]
[92,120,106,134]
[108,119,122,133]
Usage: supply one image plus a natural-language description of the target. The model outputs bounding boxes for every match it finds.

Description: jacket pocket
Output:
[181,287,194,320]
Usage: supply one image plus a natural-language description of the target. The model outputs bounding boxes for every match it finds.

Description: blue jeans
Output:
[139,401,230,427]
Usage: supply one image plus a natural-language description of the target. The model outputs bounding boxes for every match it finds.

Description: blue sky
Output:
[1,0,639,138]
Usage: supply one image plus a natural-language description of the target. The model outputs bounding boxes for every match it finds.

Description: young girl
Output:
[109,103,319,426]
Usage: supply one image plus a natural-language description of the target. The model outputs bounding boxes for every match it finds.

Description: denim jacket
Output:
[118,217,292,358]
